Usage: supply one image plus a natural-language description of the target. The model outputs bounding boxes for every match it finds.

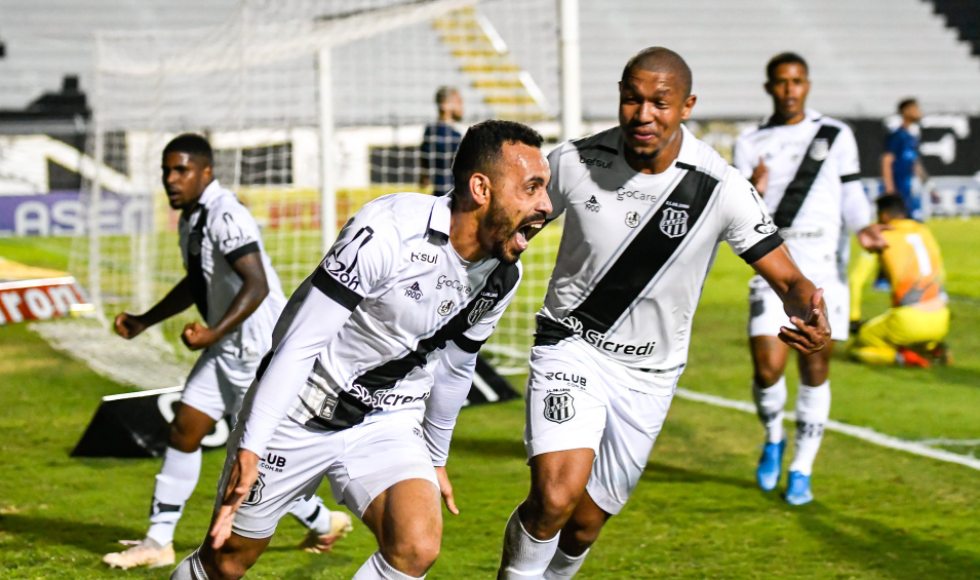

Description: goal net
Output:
[67,0,563,381]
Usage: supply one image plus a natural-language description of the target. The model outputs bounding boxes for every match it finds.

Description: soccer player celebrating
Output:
[733,53,888,504]
[104,135,347,570]
[170,120,552,580]
[497,47,830,580]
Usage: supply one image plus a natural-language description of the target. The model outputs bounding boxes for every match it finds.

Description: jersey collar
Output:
[426,194,452,243]
[759,108,823,128]
[198,179,223,208]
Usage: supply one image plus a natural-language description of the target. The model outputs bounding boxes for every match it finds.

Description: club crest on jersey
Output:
[544,391,575,423]
[625,211,641,228]
[438,300,454,316]
[585,195,602,213]
[467,297,494,325]
[243,473,266,506]
[660,208,688,238]
[754,218,778,235]
[809,138,830,161]
[404,281,423,301]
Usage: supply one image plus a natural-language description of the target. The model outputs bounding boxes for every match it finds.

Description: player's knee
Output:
[168,422,203,453]
[525,488,580,539]
[753,361,783,387]
[799,358,830,385]
[383,533,441,576]
[195,547,249,580]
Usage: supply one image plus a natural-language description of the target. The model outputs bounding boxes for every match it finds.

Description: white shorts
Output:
[218,413,439,539]
[524,343,676,516]
[748,275,850,342]
[180,347,259,423]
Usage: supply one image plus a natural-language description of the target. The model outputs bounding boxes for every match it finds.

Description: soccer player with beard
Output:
[104,134,347,570]
[496,47,830,580]
[733,53,888,505]
[171,120,552,580]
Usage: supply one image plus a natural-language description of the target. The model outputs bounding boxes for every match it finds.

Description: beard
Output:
[486,195,519,264]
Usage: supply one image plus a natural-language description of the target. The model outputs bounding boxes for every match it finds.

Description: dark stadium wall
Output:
[930,0,980,57]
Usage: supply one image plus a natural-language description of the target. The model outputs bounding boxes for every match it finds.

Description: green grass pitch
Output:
[1,220,979,578]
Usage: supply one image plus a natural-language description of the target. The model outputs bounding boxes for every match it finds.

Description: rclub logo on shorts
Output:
[438,300,454,316]
[543,391,575,424]
[544,371,587,388]
[660,207,688,238]
[260,453,287,473]
[243,473,266,506]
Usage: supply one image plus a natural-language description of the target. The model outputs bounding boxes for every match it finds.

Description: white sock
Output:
[752,376,787,443]
[790,380,831,476]
[287,495,333,534]
[543,548,589,579]
[498,508,560,580]
[352,551,425,580]
[170,548,209,580]
[147,446,202,547]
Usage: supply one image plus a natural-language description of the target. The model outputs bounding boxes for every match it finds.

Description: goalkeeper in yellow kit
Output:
[849,194,950,367]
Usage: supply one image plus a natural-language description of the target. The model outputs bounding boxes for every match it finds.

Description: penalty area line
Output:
[675,387,980,472]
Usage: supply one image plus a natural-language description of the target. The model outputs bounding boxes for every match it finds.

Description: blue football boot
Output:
[756,439,785,491]
[785,471,814,505]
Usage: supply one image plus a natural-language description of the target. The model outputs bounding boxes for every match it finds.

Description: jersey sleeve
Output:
[836,124,861,183]
[720,170,784,264]
[312,203,397,311]
[732,135,755,180]
[545,143,568,220]
[209,202,262,263]
[453,262,523,354]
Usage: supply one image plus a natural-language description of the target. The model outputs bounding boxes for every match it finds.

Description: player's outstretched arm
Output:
[424,341,478,516]
[182,252,270,350]
[114,276,193,339]
[750,244,831,354]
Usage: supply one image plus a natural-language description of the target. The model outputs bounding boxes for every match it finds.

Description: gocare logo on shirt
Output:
[436,274,471,295]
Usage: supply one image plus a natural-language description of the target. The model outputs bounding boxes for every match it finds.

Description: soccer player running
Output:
[497,47,830,580]
[105,135,348,570]
[170,120,552,580]
[733,53,888,505]
[848,194,950,367]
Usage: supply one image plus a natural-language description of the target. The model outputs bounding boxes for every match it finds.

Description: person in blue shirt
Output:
[881,98,929,221]
[420,86,464,197]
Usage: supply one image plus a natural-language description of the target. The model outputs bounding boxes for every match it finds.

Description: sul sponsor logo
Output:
[579,155,613,169]
[411,251,438,265]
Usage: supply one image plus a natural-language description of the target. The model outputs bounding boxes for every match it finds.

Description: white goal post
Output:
[70,0,581,376]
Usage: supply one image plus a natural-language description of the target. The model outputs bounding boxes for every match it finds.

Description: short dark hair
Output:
[876,194,907,217]
[451,120,543,192]
[621,47,693,98]
[163,133,213,166]
[766,52,808,82]
[898,98,918,114]
[435,86,458,106]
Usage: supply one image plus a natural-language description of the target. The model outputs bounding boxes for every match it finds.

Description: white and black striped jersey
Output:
[178,180,286,358]
[733,110,870,281]
[242,193,520,451]
[535,126,782,393]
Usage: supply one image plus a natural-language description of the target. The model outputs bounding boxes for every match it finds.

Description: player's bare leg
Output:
[104,403,216,569]
[355,478,443,579]
[750,336,790,492]
[540,491,611,579]
[172,522,270,580]
[499,448,594,579]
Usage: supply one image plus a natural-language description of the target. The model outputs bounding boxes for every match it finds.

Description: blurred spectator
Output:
[420,86,463,197]
[848,195,950,367]
[881,98,930,221]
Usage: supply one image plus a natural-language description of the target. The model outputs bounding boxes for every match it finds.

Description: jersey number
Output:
[905,233,932,276]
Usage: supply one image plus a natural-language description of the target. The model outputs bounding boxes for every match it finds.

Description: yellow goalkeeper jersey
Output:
[851,219,946,320]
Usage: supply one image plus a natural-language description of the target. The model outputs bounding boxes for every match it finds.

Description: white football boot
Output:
[103,539,176,569]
